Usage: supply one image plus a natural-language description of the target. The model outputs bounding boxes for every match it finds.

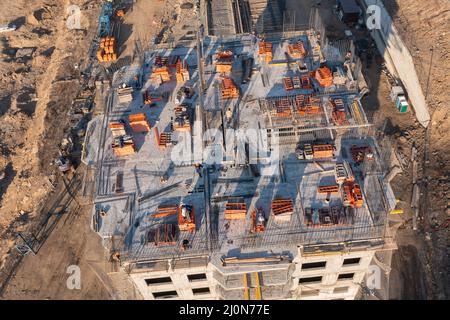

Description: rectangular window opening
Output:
[338,273,355,280]
[333,286,349,293]
[145,277,172,285]
[187,273,207,282]
[192,287,210,295]
[343,257,361,266]
[301,261,326,270]
[153,290,178,299]
[299,276,323,284]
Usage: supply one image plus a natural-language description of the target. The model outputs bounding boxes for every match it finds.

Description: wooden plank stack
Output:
[152,56,171,84]
[143,91,162,105]
[153,205,178,218]
[224,198,247,220]
[111,138,135,157]
[159,132,172,148]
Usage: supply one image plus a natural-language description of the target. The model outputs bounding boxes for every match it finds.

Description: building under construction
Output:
[83,6,397,300]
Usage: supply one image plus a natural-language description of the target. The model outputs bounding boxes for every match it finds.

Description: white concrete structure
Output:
[125,243,393,300]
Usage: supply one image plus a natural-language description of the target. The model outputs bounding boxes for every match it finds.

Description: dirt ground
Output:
[0,0,100,269]
[380,0,450,300]
[0,0,196,300]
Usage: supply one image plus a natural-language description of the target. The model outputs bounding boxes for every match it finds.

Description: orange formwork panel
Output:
[215,50,233,73]
[97,37,117,63]
[315,67,333,87]
[129,113,151,133]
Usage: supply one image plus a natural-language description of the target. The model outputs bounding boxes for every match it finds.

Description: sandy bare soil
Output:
[0,0,100,269]
[381,0,450,300]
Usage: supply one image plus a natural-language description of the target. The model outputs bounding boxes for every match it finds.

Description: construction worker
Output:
[225,108,233,122]
[195,163,203,178]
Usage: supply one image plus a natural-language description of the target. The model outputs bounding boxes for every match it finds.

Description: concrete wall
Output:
[292,248,376,300]
[361,0,430,127]
[129,247,377,300]
[130,264,217,300]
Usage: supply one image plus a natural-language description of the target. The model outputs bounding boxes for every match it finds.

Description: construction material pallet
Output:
[129,113,151,133]
[225,199,247,219]
[220,78,239,99]
[315,66,333,87]
[271,198,294,217]
[342,182,364,208]
[153,205,178,218]
[313,144,333,159]
[159,132,172,148]
[318,185,339,194]
[287,41,307,58]
[258,41,273,62]
[178,205,196,232]
[351,145,373,164]
[301,75,312,89]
